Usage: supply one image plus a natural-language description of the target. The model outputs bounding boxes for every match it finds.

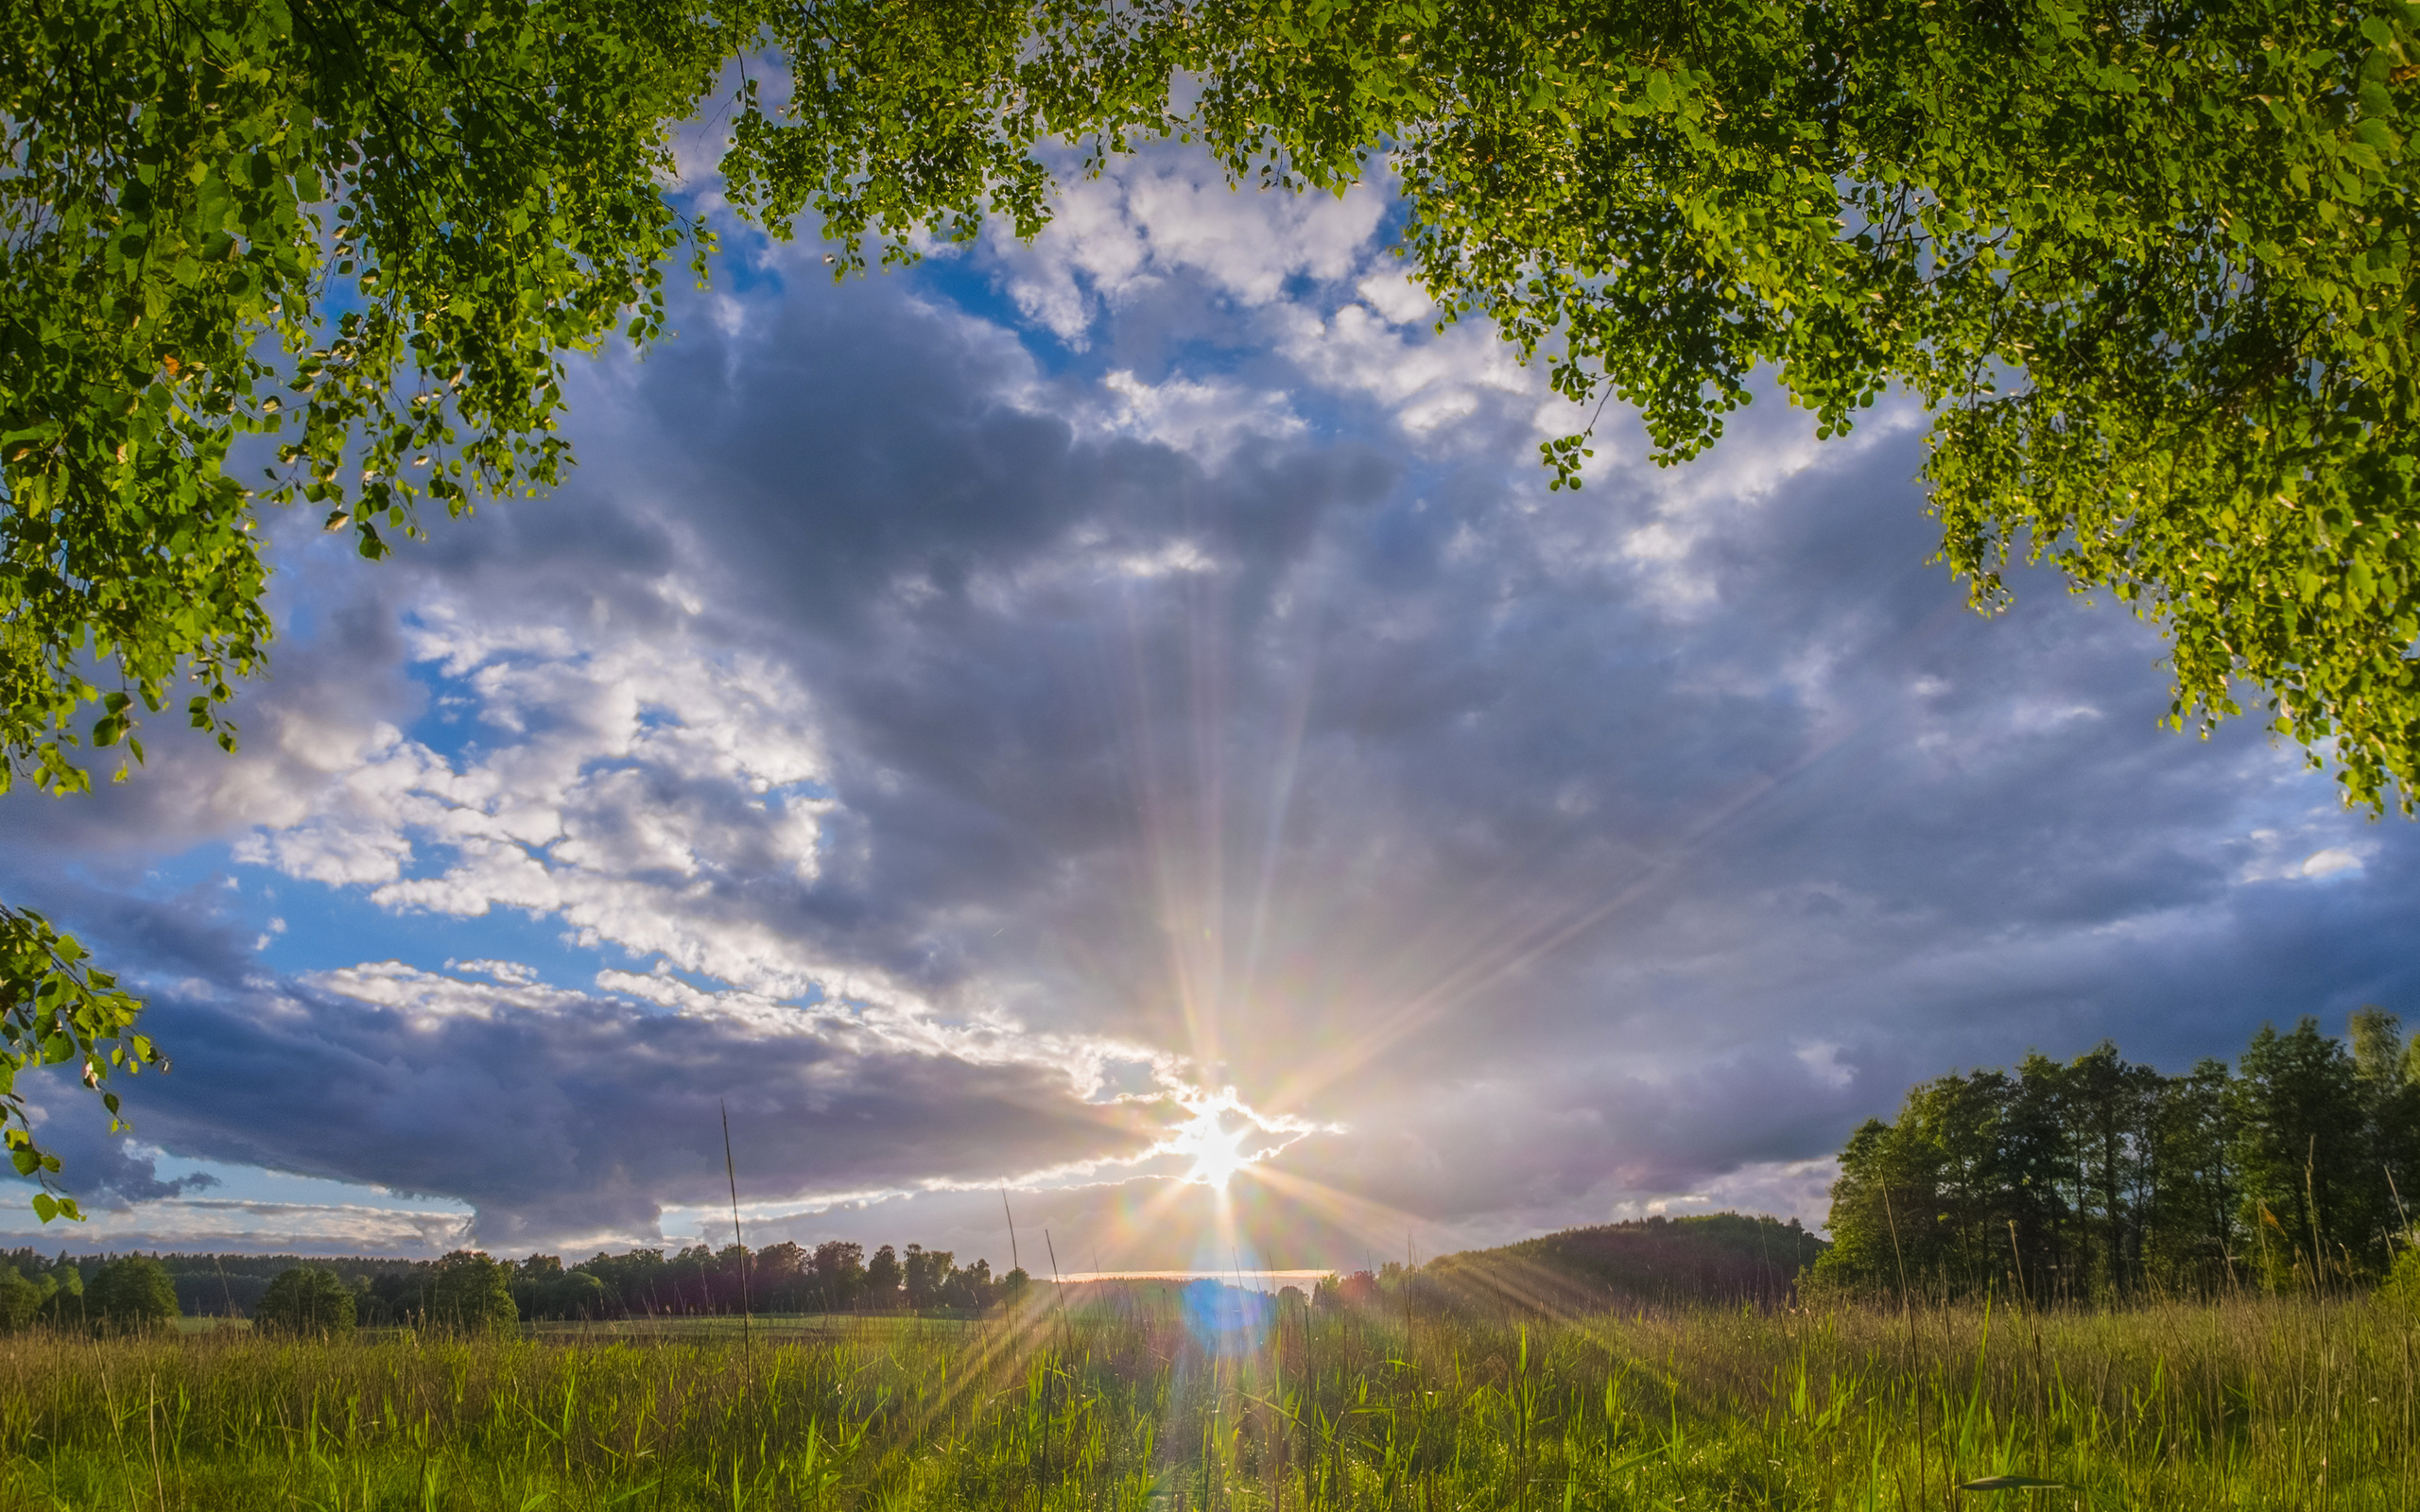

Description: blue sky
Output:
[2,141,2412,1271]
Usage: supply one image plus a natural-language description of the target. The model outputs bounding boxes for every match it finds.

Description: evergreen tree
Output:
[34,1253,81,1326]
[2232,1019,2387,1285]
[1817,1028,2395,1301]
[2053,1043,2168,1299]
[2350,1007,2420,1232]
[2144,1058,2242,1292]
[1999,1054,2076,1290]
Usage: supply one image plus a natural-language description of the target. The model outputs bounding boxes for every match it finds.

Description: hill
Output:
[1420,1212,1827,1314]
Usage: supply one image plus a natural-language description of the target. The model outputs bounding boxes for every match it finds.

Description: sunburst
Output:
[1154,1089,1319,1190]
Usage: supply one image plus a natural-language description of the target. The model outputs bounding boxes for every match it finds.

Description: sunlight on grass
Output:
[2,1291,2414,1508]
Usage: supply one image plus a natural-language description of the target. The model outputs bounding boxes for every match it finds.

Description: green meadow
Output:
[4,1290,2414,1510]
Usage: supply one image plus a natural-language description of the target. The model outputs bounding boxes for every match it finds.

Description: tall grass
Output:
[1,1292,2411,1508]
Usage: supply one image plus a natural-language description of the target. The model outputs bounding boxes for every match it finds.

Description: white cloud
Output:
[2303,847,2364,879]
[0,1198,477,1252]
[1094,369,1303,464]
[978,144,1555,456]
[988,147,1388,345]
[448,957,537,985]
[2232,822,2380,885]
[1622,1160,1841,1232]
[1354,268,1437,326]
[315,960,596,1022]
[1272,299,1539,441]
[233,624,846,997]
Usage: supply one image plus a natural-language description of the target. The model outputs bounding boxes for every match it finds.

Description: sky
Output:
[3,140,2414,1273]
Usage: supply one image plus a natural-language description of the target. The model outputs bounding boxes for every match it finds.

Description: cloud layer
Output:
[5,143,2415,1263]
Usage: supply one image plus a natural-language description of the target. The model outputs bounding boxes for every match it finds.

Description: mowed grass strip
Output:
[0,1293,2412,1509]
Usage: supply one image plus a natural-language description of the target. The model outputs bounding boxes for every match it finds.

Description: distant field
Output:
[522,1312,978,1341]
[168,1311,975,1341]
[4,1294,2414,1508]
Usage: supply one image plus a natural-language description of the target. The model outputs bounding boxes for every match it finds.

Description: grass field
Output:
[3,1291,2413,1509]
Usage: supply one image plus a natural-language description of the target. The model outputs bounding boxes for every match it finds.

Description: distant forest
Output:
[1,1241,1026,1324]
[1814,1010,2420,1301]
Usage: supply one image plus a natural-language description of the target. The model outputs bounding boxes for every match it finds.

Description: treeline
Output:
[526,1240,1027,1320]
[1814,1010,2420,1301]
[9,1240,1030,1325]
[0,1252,178,1330]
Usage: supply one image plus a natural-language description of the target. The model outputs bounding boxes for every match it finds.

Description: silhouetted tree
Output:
[863,1246,902,1311]
[810,1241,865,1313]
[755,1242,807,1311]
[904,1246,953,1311]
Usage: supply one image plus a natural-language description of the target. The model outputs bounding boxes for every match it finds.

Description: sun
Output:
[1170,1106,1253,1189]
[1149,1087,1333,1192]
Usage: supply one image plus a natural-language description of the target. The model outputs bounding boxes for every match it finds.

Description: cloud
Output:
[20,950,1173,1249]
[3,144,2417,1259]
[2303,848,2364,879]
[982,145,1388,346]
[0,1199,475,1257]
[1093,369,1305,465]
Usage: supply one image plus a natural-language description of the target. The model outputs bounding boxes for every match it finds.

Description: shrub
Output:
[2380,1245,2420,1311]
[256,1267,358,1337]
[538,1269,606,1320]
